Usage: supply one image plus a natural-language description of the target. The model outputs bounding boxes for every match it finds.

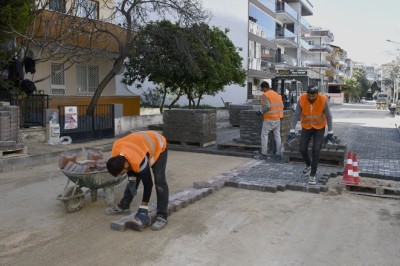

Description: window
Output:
[76,64,99,93]
[76,0,99,19]
[51,63,65,95]
[49,0,66,13]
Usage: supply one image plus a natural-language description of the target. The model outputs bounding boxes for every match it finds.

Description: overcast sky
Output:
[307,0,400,66]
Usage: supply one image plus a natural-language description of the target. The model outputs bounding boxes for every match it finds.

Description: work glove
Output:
[256,109,263,116]
[326,133,337,144]
[128,179,137,196]
[134,207,151,225]
[287,132,296,142]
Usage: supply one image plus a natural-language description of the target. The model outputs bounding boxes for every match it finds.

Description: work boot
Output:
[127,208,150,232]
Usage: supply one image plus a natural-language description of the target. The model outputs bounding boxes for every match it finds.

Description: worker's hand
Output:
[287,132,296,142]
[128,179,137,196]
[326,133,337,144]
[256,109,263,116]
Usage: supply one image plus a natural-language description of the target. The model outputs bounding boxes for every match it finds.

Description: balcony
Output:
[300,39,310,51]
[303,60,331,68]
[284,0,313,16]
[305,27,334,42]
[28,10,126,54]
[300,17,310,33]
[308,44,333,53]
[275,28,298,48]
[275,54,297,67]
[276,2,298,23]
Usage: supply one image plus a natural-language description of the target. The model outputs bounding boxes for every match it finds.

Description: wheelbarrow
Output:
[57,169,127,213]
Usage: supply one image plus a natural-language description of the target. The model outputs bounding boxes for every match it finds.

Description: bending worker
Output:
[106,130,169,231]
[257,81,284,159]
[287,85,335,185]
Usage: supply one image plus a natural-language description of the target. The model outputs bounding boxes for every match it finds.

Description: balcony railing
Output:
[303,60,331,68]
[300,39,310,50]
[276,2,298,21]
[308,44,333,53]
[276,28,297,42]
[275,54,297,67]
[301,17,311,31]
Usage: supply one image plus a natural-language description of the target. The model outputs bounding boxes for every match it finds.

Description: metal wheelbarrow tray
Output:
[57,169,127,213]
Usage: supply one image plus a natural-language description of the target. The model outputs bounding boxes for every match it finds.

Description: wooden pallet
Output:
[167,140,215,148]
[345,184,400,199]
[217,141,259,151]
[0,147,28,158]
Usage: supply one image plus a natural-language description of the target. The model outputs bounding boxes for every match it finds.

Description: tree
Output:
[353,68,369,97]
[0,0,208,114]
[0,0,35,89]
[123,20,246,111]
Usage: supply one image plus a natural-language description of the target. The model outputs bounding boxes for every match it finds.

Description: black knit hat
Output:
[307,85,318,93]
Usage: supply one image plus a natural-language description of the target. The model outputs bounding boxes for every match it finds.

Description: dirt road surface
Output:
[1,149,399,266]
[1,102,400,266]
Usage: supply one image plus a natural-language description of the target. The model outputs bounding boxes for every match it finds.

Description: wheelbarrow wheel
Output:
[63,186,85,213]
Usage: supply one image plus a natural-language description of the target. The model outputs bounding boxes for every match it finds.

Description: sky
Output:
[307,0,400,66]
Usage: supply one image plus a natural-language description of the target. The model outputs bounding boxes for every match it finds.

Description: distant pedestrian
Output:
[106,131,169,231]
[257,81,284,159]
[287,85,335,184]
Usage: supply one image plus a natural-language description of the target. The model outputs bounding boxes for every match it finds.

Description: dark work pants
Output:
[118,149,169,219]
[299,127,325,176]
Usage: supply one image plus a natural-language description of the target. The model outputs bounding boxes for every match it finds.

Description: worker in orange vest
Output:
[257,81,284,159]
[106,131,169,231]
[287,85,335,185]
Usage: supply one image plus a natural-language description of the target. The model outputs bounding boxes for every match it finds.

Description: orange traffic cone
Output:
[352,152,361,185]
[342,151,355,184]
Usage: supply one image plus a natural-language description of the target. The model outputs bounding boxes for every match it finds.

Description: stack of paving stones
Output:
[111,160,261,231]
[227,104,257,126]
[163,109,216,146]
[225,160,344,194]
[0,101,25,154]
[233,109,292,154]
[58,151,107,173]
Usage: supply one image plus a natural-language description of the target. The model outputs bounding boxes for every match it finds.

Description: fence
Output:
[58,104,115,142]
[0,90,49,127]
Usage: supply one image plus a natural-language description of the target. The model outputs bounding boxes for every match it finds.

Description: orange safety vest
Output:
[111,131,166,173]
[261,90,284,120]
[299,94,327,129]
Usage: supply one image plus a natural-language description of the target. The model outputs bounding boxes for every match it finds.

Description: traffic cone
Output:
[352,152,361,185]
[342,151,355,184]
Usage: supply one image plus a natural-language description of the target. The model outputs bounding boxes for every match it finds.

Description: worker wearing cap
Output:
[257,81,284,159]
[106,130,169,231]
[287,85,334,185]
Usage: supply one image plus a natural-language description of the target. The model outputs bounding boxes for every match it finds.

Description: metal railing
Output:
[0,90,49,127]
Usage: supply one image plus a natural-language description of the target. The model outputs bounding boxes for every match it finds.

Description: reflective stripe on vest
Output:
[262,90,284,120]
[137,131,164,167]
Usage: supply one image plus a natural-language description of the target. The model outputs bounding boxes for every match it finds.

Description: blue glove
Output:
[256,109,263,116]
[326,133,337,144]
[287,132,296,142]
[128,179,137,196]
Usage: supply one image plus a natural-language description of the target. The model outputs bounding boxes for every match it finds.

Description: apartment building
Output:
[24,0,139,115]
